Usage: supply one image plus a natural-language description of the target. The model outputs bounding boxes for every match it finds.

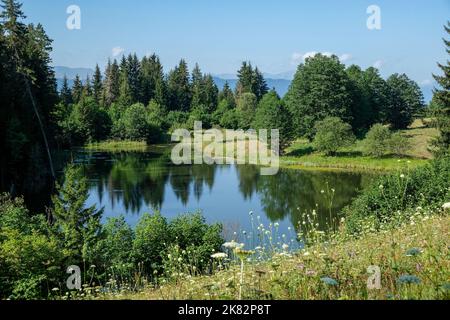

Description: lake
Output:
[71,148,375,244]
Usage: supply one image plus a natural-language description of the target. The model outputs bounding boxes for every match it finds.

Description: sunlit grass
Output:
[85,140,149,152]
[92,212,448,300]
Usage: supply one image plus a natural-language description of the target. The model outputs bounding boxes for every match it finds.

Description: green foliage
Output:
[343,156,450,235]
[363,124,392,157]
[187,104,212,129]
[236,62,268,101]
[51,165,103,264]
[363,124,411,157]
[284,54,353,140]
[385,74,424,130]
[252,90,294,151]
[237,92,257,129]
[219,109,240,129]
[132,212,170,273]
[431,22,450,156]
[388,132,411,156]
[313,117,355,156]
[167,212,223,272]
[121,103,153,141]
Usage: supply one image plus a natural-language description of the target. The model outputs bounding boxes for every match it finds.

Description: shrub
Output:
[132,212,170,273]
[363,123,392,157]
[343,155,450,235]
[220,109,239,129]
[313,117,355,156]
[388,132,411,156]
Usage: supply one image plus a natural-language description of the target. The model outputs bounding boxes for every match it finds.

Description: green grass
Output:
[281,121,437,172]
[92,211,449,300]
[85,140,149,152]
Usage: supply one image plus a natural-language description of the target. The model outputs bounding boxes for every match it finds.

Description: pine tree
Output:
[432,22,450,155]
[219,81,236,108]
[119,55,132,106]
[92,64,102,104]
[140,53,166,107]
[253,67,268,101]
[51,165,103,264]
[236,61,254,97]
[167,59,191,112]
[72,74,83,104]
[103,59,120,107]
[127,53,141,103]
[82,75,92,98]
[60,75,73,106]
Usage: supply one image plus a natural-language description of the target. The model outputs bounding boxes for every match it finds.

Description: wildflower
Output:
[282,244,289,251]
[331,188,335,193]
[274,222,280,227]
[51,287,60,292]
[321,190,325,194]
[211,252,227,259]
[379,185,384,190]
[303,251,310,256]
[234,248,254,259]
[400,174,405,179]
[397,275,421,285]
[321,277,339,286]
[223,241,239,249]
[405,248,422,257]
[442,203,450,210]
[305,269,316,276]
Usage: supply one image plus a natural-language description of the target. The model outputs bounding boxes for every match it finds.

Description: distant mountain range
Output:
[54,66,433,102]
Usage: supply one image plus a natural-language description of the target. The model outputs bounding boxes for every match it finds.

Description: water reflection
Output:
[73,149,374,235]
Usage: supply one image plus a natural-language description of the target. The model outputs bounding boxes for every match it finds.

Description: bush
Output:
[363,123,391,157]
[132,212,170,273]
[313,117,355,156]
[220,109,239,129]
[388,132,411,156]
[343,156,450,235]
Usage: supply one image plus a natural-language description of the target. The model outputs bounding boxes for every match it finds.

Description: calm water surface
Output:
[71,149,375,243]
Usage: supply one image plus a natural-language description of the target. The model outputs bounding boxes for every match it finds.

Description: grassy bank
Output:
[281,120,437,172]
[96,212,449,300]
[85,140,149,152]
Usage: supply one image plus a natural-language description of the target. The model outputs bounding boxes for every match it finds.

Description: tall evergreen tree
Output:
[140,53,166,107]
[103,59,120,107]
[127,53,141,103]
[167,59,191,112]
[82,75,92,98]
[118,55,132,106]
[0,0,58,197]
[253,67,268,101]
[219,81,236,108]
[71,74,83,104]
[432,22,450,155]
[92,64,102,104]
[60,75,73,106]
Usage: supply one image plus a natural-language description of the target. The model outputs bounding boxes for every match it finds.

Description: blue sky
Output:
[21,0,448,86]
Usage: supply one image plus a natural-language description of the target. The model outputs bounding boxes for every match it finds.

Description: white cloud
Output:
[373,60,384,69]
[339,53,352,62]
[112,46,125,57]
[291,51,351,65]
[420,79,432,86]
